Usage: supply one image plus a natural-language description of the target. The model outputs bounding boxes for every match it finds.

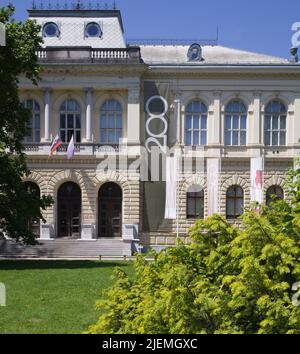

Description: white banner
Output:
[251,157,264,204]
[207,158,220,216]
[164,156,178,219]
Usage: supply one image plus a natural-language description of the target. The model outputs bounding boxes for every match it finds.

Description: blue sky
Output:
[2,0,300,58]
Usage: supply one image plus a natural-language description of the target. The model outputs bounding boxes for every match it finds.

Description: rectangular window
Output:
[272,131,278,146]
[193,131,199,145]
[185,131,192,145]
[225,131,231,145]
[264,131,270,146]
[240,131,246,145]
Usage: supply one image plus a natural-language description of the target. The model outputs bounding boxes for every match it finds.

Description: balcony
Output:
[36,46,143,64]
[22,143,140,158]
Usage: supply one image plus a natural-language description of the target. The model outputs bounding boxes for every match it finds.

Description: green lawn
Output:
[0,260,134,334]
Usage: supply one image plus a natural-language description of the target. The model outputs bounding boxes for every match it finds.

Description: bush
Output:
[87,167,300,334]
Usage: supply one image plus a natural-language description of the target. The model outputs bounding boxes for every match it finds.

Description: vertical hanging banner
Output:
[143,81,171,231]
[207,158,220,216]
[164,156,178,219]
[251,157,264,204]
[144,81,170,153]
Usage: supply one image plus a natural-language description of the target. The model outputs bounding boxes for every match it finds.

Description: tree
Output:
[0,4,52,245]
[87,165,300,334]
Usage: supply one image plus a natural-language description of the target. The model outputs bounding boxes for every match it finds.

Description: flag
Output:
[251,157,264,212]
[49,134,62,156]
[164,155,178,219]
[207,158,220,216]
[67,135,75,159]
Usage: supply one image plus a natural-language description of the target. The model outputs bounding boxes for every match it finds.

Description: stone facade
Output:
[11,6,300,256]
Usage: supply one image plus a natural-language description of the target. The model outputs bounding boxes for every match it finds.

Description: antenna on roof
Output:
[76,0,81,9]
[113,0,117,9]
[216,26,219,44]
[32,0,36,9]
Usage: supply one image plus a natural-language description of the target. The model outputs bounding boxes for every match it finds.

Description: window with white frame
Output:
[264,100,287,146]
[59,99,81,143]
[185,101,207,145]
[100,99,123,144]
[23,99,41,143]
[224,100,247,146]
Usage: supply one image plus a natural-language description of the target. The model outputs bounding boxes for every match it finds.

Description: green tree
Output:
[88,165,300,334]
[0,5,52,245]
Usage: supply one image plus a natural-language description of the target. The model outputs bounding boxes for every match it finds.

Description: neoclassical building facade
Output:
[2,4,300,258]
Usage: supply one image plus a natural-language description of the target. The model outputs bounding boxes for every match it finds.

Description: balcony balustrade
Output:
[35,46,142,64]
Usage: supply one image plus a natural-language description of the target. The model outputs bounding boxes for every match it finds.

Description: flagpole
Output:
[176,150,179,239]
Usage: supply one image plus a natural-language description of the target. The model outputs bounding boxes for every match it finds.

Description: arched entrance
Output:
[98,182,122,238]
[57,182,81,238]
[24,182,40,237]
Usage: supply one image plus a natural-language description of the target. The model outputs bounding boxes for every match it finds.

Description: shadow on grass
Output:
[0,260,133,270]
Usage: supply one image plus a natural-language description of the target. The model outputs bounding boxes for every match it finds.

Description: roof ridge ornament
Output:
[31,0,117,10]
[76,0,81,10]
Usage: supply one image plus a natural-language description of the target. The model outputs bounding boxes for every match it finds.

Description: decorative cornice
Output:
[40,63,148,77]
[143,71,300,80]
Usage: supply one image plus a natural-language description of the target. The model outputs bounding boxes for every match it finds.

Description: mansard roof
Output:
[139,45,290,65]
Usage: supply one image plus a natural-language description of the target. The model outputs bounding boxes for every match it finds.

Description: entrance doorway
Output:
[98,182,122,238]
[57,182,81,238]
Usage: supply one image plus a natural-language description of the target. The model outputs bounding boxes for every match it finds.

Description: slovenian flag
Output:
[67,135,75,159]
[49,134,62,156]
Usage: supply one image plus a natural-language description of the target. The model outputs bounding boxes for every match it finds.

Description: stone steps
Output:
[0,238,126,259]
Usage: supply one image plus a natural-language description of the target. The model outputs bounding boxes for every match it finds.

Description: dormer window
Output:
[43,22,60,37]
[187,43,203,62]
[85,22,102,38]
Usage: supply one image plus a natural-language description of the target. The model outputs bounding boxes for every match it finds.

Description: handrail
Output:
[35,46,142,63]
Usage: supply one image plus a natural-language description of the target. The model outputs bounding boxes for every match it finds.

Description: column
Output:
[127,86,140,145]
[43,88,51,142]
[85,88,93,143]
[174,91,182,145]
[292,92,300,145]
[208,91,221,145]
[250,91,261,146]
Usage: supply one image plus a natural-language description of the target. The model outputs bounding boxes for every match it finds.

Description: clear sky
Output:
[2,0,300,59]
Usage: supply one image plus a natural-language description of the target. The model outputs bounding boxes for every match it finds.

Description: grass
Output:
[0,260,135,334]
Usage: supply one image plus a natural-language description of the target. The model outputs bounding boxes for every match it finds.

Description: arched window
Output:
[185,101,207,146]
[100,99,123,144]
[24,182,40,236]
[226,185,244,219]
[187,185,204,219]
[224,100,247,146]
[23,99,40,143]
[60,99,81,143]
[266,185,284,207]
[264,100,287,146]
